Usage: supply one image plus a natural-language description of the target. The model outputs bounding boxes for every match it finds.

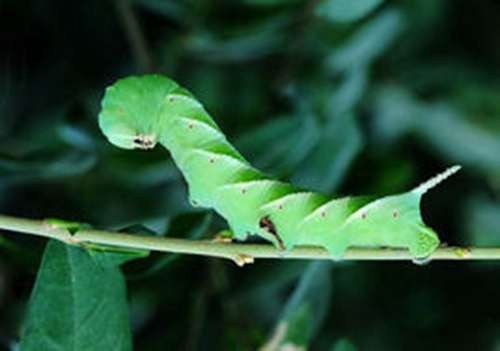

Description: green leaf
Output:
[243,0,300,7]
[371,85,500,172]
[326,9,403,72]
[280,262,332,343]
[56,122,96,152]
[415,104,500,171]
[291,112,362,192]
[0,150,96,184]
[329,67,368,116]
[19,240,132,351]
[85,243,150,268]
[236,115,320,176]
[261,262,332,349]
[165,212,212,240]
[331,338,358,351]
[126,212,212,278]
[316,0,385,23]
[135,0,187,22]
[465,197,500,246]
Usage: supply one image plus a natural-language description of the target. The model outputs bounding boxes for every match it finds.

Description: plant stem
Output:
[0,214,496,266]
[114,0,154,73]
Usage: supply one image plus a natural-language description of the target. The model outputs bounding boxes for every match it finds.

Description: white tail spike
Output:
[412,165,461,196]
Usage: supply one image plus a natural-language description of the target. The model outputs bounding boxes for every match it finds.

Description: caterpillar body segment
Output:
[99,75,460,259]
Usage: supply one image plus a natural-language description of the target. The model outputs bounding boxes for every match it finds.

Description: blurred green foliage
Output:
[0,0,499,349]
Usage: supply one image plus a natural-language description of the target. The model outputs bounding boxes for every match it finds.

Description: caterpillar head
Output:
[98,75,180,150]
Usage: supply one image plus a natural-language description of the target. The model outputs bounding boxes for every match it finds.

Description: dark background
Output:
[0,0,499,349]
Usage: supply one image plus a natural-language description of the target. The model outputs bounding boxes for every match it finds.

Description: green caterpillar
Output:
[98,75,460,259]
